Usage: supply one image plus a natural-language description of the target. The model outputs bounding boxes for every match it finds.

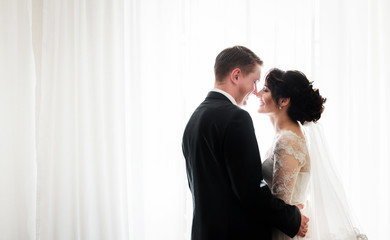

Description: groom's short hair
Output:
[214,46,263,82]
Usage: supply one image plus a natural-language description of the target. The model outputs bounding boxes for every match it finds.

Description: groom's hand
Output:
[296,204,309,237]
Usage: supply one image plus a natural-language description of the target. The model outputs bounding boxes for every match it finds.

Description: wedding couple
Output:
[182,46,367,239]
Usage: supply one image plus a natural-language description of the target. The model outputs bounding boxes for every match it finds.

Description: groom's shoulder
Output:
[202,99,247,115]
[213,104,253,125]
[230,107,253,123]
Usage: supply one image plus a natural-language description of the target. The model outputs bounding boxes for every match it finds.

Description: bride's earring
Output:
[279,106,283,110]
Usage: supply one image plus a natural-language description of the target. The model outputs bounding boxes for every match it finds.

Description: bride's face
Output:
[255,83,278,114]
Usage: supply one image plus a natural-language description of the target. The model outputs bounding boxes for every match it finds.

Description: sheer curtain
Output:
[34,0,128,239]
[0,0,36,239]
[123,1,190,239]
[312,0,390,238]
[1,0,389,239]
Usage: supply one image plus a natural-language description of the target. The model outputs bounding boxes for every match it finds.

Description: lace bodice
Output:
[262,128,367,239]
[262,130,310,204]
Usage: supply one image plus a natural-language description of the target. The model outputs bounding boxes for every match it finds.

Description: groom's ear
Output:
[230,68,241,85]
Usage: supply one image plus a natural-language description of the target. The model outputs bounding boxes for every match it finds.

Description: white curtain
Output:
[34,0,128,239]
[312,1,390,238]
[123,1,189,239]
[0,0,36,239]
[1,0,389,239]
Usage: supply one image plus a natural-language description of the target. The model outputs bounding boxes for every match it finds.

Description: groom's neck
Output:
[214,83,239,103]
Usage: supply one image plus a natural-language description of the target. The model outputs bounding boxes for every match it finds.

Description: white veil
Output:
[302,122,367,239]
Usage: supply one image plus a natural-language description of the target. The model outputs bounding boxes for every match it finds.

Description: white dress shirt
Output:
[211,88,237,106]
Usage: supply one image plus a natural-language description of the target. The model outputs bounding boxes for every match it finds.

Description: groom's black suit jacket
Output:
[182,91,301,240]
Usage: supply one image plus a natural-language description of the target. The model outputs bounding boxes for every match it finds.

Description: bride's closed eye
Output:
[263,86,269,92]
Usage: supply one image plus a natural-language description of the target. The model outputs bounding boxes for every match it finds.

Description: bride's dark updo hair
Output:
[265,68,326,125]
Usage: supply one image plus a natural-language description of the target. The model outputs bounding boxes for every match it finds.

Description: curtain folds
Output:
[1,0,389,239]
[35,0,128,239]
[0,0,37,239]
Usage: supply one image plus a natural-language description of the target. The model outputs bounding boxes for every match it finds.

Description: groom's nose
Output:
[252,83,260,97]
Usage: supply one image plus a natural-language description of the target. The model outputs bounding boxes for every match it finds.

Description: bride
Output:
[254,68,367,239]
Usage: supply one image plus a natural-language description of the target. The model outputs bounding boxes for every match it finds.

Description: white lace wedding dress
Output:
[262,128,367,240]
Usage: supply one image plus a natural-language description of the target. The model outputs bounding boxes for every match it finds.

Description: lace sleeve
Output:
[271,132,307,203]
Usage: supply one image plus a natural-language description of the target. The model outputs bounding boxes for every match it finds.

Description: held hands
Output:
[296,204,309,237]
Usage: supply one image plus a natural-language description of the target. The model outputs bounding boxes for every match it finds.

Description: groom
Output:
[182,46,308,239]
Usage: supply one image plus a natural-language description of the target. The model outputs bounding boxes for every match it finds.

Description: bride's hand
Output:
[296,204,309,237]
